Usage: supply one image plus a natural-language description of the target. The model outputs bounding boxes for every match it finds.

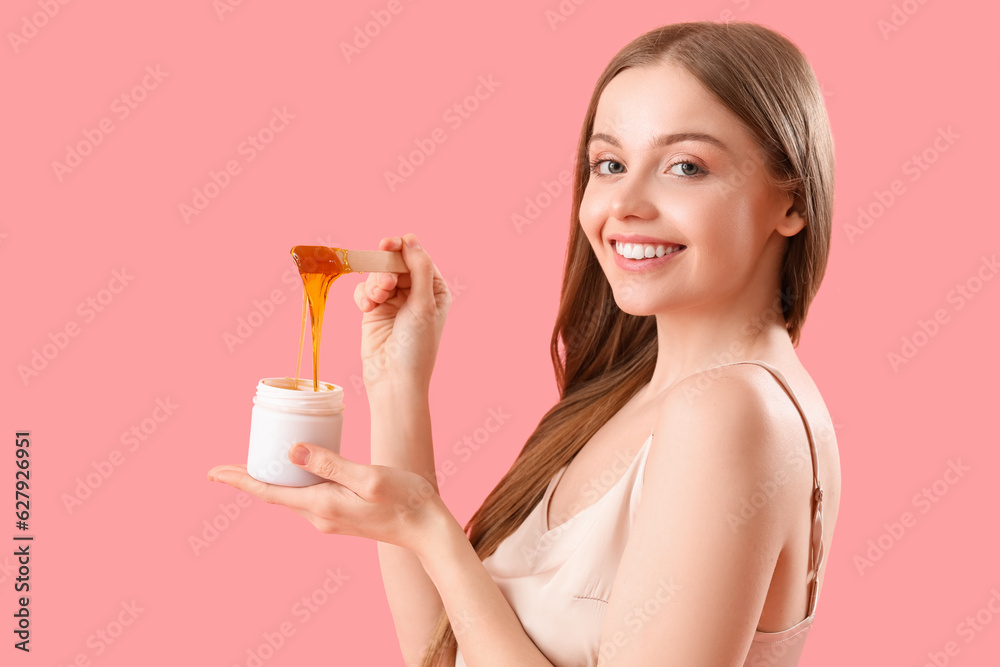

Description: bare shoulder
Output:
[657,363,803,466]
[654,360,841,552]
[648,363,826,526]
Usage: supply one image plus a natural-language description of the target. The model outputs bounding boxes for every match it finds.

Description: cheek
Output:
[703,186,754,238]
[578,186,603,241]
[579,184,598,218]
[665,189,735,245]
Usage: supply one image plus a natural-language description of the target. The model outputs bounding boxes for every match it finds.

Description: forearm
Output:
[369,384,439,491]
[418,507,553,667]
[377,541,446,666]
[369,386,446,666]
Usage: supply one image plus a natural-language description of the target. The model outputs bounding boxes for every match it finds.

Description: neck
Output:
[642,285,795,398]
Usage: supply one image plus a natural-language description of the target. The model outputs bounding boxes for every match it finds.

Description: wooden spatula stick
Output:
[339,249,408,273]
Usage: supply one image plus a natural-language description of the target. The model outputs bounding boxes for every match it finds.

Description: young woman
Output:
[209,21,841,667]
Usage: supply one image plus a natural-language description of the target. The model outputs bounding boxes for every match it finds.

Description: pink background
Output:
[4,0,998,664]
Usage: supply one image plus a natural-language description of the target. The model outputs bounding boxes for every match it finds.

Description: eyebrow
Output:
[588,131,730,153]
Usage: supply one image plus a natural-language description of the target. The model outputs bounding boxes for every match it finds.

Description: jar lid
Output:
[253,378,344,415]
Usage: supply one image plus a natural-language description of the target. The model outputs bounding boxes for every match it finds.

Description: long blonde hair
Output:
[420,21,834,665]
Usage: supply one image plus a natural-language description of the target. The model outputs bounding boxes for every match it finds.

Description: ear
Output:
[776,189,807,238]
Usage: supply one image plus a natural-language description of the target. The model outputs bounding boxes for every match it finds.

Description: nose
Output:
[608,171,658,222]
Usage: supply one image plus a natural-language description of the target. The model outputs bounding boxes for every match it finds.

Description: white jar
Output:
[246,378,344,487]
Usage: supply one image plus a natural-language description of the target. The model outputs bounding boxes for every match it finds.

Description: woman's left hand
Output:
[207,443,446,554]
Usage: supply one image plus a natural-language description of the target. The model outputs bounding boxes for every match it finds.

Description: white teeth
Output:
[614,241,683,259]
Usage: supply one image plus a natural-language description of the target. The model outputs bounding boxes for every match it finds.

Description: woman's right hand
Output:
[353,233,451,395]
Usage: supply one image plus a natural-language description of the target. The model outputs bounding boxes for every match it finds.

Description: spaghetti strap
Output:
[700,360,825,618]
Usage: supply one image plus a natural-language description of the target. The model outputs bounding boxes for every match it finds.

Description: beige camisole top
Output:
[454,360,826,666]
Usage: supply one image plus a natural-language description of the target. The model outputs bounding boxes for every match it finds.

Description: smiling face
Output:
[579,59,805,318]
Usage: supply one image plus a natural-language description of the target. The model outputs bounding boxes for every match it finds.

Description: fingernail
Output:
[289,445,310,465]
[405,233,421,249]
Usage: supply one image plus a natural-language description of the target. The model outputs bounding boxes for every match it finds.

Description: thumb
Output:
[288,443,360,484]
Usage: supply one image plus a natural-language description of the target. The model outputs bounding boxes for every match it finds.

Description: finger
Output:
[394,272,412,290]
[400,233,435,313]
[377,271,398,291]
[354,282,373,311]
[207,464,316,510]
[356,278,387,312]
[288,443,373,496]
[378,236,403,252]
[365,272,397,302]
[208,464,249,478]
[378,236,409,288]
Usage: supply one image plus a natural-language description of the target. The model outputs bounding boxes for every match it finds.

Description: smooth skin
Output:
[209,59,841,666]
